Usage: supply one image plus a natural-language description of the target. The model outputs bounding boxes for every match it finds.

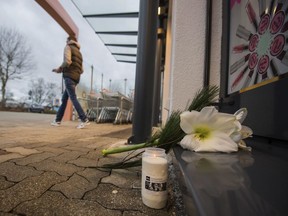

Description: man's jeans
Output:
[56,77,86,122]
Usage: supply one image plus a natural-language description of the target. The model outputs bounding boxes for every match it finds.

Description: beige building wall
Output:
[162,0,223,123]
[209,1,222,87]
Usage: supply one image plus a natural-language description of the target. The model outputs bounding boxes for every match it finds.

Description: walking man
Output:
[51,35,89,129]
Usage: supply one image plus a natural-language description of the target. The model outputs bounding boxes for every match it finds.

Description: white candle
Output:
[141,148,168,209]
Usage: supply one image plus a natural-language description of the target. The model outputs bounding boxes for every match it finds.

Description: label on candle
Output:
[144,175,167,192]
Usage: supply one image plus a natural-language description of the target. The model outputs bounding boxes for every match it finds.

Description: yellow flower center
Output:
[194,126,211,140]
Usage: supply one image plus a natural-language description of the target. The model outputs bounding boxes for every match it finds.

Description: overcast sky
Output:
[0,0,136,100]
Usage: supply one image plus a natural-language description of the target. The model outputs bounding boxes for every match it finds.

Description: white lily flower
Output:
[235,126,253,151]
[179,106,242,153]
[232,108,253,151]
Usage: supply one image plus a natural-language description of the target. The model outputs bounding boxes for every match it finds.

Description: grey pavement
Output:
[0,111,179,216]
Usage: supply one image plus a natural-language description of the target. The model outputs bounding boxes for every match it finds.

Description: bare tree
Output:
[0,26,34,107]
[28,78,58,105]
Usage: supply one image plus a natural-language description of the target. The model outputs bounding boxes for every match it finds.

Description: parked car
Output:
[28,104,44,113]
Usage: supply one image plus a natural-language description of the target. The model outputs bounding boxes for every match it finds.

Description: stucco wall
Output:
[162,0,222,122]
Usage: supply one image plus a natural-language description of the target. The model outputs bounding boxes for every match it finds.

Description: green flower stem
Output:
[102,139,159,156]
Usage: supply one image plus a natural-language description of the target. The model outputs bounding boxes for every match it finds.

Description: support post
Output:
[129,0,159,144]
[152,34,163,126]
[35,0,78,37]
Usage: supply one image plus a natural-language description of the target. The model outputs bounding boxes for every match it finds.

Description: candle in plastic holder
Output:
[141,148,168,209]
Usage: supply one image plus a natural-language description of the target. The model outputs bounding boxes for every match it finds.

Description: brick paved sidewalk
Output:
[0,111,178,215]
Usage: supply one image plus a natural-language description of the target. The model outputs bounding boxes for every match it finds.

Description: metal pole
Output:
[152,35,163,126]
[101,73,103,92]
[129,0,159,144]
[90,65,94,93]
[124,78,127,96]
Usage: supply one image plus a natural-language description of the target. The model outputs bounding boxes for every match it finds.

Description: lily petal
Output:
[199,106,218,122]
[210,113,240,135]
[234,108,248,123]
[179,134,200,152]
[230,131,242,143]
[240,126,253,139]
[238,140,252,151]
[180,111,200,134]
[194,132,238,153]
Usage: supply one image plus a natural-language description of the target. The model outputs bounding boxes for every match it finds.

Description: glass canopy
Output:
[71,0,140,64]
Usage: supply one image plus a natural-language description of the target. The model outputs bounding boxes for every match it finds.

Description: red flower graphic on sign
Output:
[230,0,288,92]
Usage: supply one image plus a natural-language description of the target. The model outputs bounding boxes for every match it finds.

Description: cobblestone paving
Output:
[0,112,178,215]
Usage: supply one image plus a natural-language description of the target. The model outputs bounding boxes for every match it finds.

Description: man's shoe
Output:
[76,119,90,129]
[51,120,61,127]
